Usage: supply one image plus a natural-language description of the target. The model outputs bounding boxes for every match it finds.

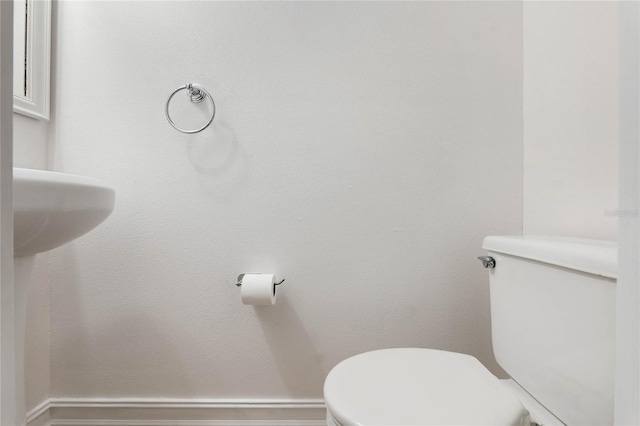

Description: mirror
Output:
[13,0,51,121]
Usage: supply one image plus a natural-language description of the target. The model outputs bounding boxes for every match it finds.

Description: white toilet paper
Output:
[241,273,277,305]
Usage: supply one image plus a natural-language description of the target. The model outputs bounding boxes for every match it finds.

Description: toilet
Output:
[324,236,616,425]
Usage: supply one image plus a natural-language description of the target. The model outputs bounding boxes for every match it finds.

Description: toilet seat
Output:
[324,348,531,426]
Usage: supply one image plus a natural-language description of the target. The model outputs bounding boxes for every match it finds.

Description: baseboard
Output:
[27,399,51,426]
[49,422,325,426]
[27,398,327,426]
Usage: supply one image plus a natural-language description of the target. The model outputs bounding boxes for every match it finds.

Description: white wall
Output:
[616,2,640,423]
[45,1,523,402]
[13,115,48,170]
[24,255,49,412]
[523,2,619,240]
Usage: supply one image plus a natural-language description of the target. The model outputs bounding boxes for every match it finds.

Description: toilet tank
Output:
[483,236,616,426]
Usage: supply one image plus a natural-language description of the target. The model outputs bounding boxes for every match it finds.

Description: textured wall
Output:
[14,114,48,169]
[46,1,523,400]
[24,254,50,411]
[523,2,619,240]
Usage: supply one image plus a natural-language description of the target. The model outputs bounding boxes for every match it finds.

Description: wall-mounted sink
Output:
[13,167,115,256]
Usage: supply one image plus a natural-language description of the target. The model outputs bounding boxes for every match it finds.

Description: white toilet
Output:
[324,236,616,425]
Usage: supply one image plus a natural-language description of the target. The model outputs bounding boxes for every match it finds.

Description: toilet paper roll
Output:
[241,273,277,305]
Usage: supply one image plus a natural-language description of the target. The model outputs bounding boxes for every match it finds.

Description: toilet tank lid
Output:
[483,236,617,279]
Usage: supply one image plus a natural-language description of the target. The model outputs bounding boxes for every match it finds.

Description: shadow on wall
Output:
[254,296,325,397]
[186,121,250,200]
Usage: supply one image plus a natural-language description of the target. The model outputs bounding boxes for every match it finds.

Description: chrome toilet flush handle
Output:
[477,256,496,268]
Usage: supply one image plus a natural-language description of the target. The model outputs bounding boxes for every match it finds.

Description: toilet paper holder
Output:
[236,273,285,287]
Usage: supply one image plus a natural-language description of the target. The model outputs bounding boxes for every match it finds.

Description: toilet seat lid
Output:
[324,348,530,426]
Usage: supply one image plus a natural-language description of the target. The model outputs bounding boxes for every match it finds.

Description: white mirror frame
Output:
[13,0,50,121]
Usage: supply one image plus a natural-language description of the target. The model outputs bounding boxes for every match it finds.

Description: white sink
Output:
[13,167,115,256]
[12,168,115,426]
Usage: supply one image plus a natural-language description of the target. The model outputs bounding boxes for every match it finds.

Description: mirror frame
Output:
[14,0,51,121]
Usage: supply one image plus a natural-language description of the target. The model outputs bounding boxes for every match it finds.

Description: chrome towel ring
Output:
[165,83,216,134]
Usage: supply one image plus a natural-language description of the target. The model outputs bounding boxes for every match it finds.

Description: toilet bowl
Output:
[323,236,617,425]
[324,348,534,426]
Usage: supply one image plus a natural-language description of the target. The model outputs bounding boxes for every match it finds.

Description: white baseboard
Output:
[27,399,51,426]
[49,422,325,426]
[27,398,327,426]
